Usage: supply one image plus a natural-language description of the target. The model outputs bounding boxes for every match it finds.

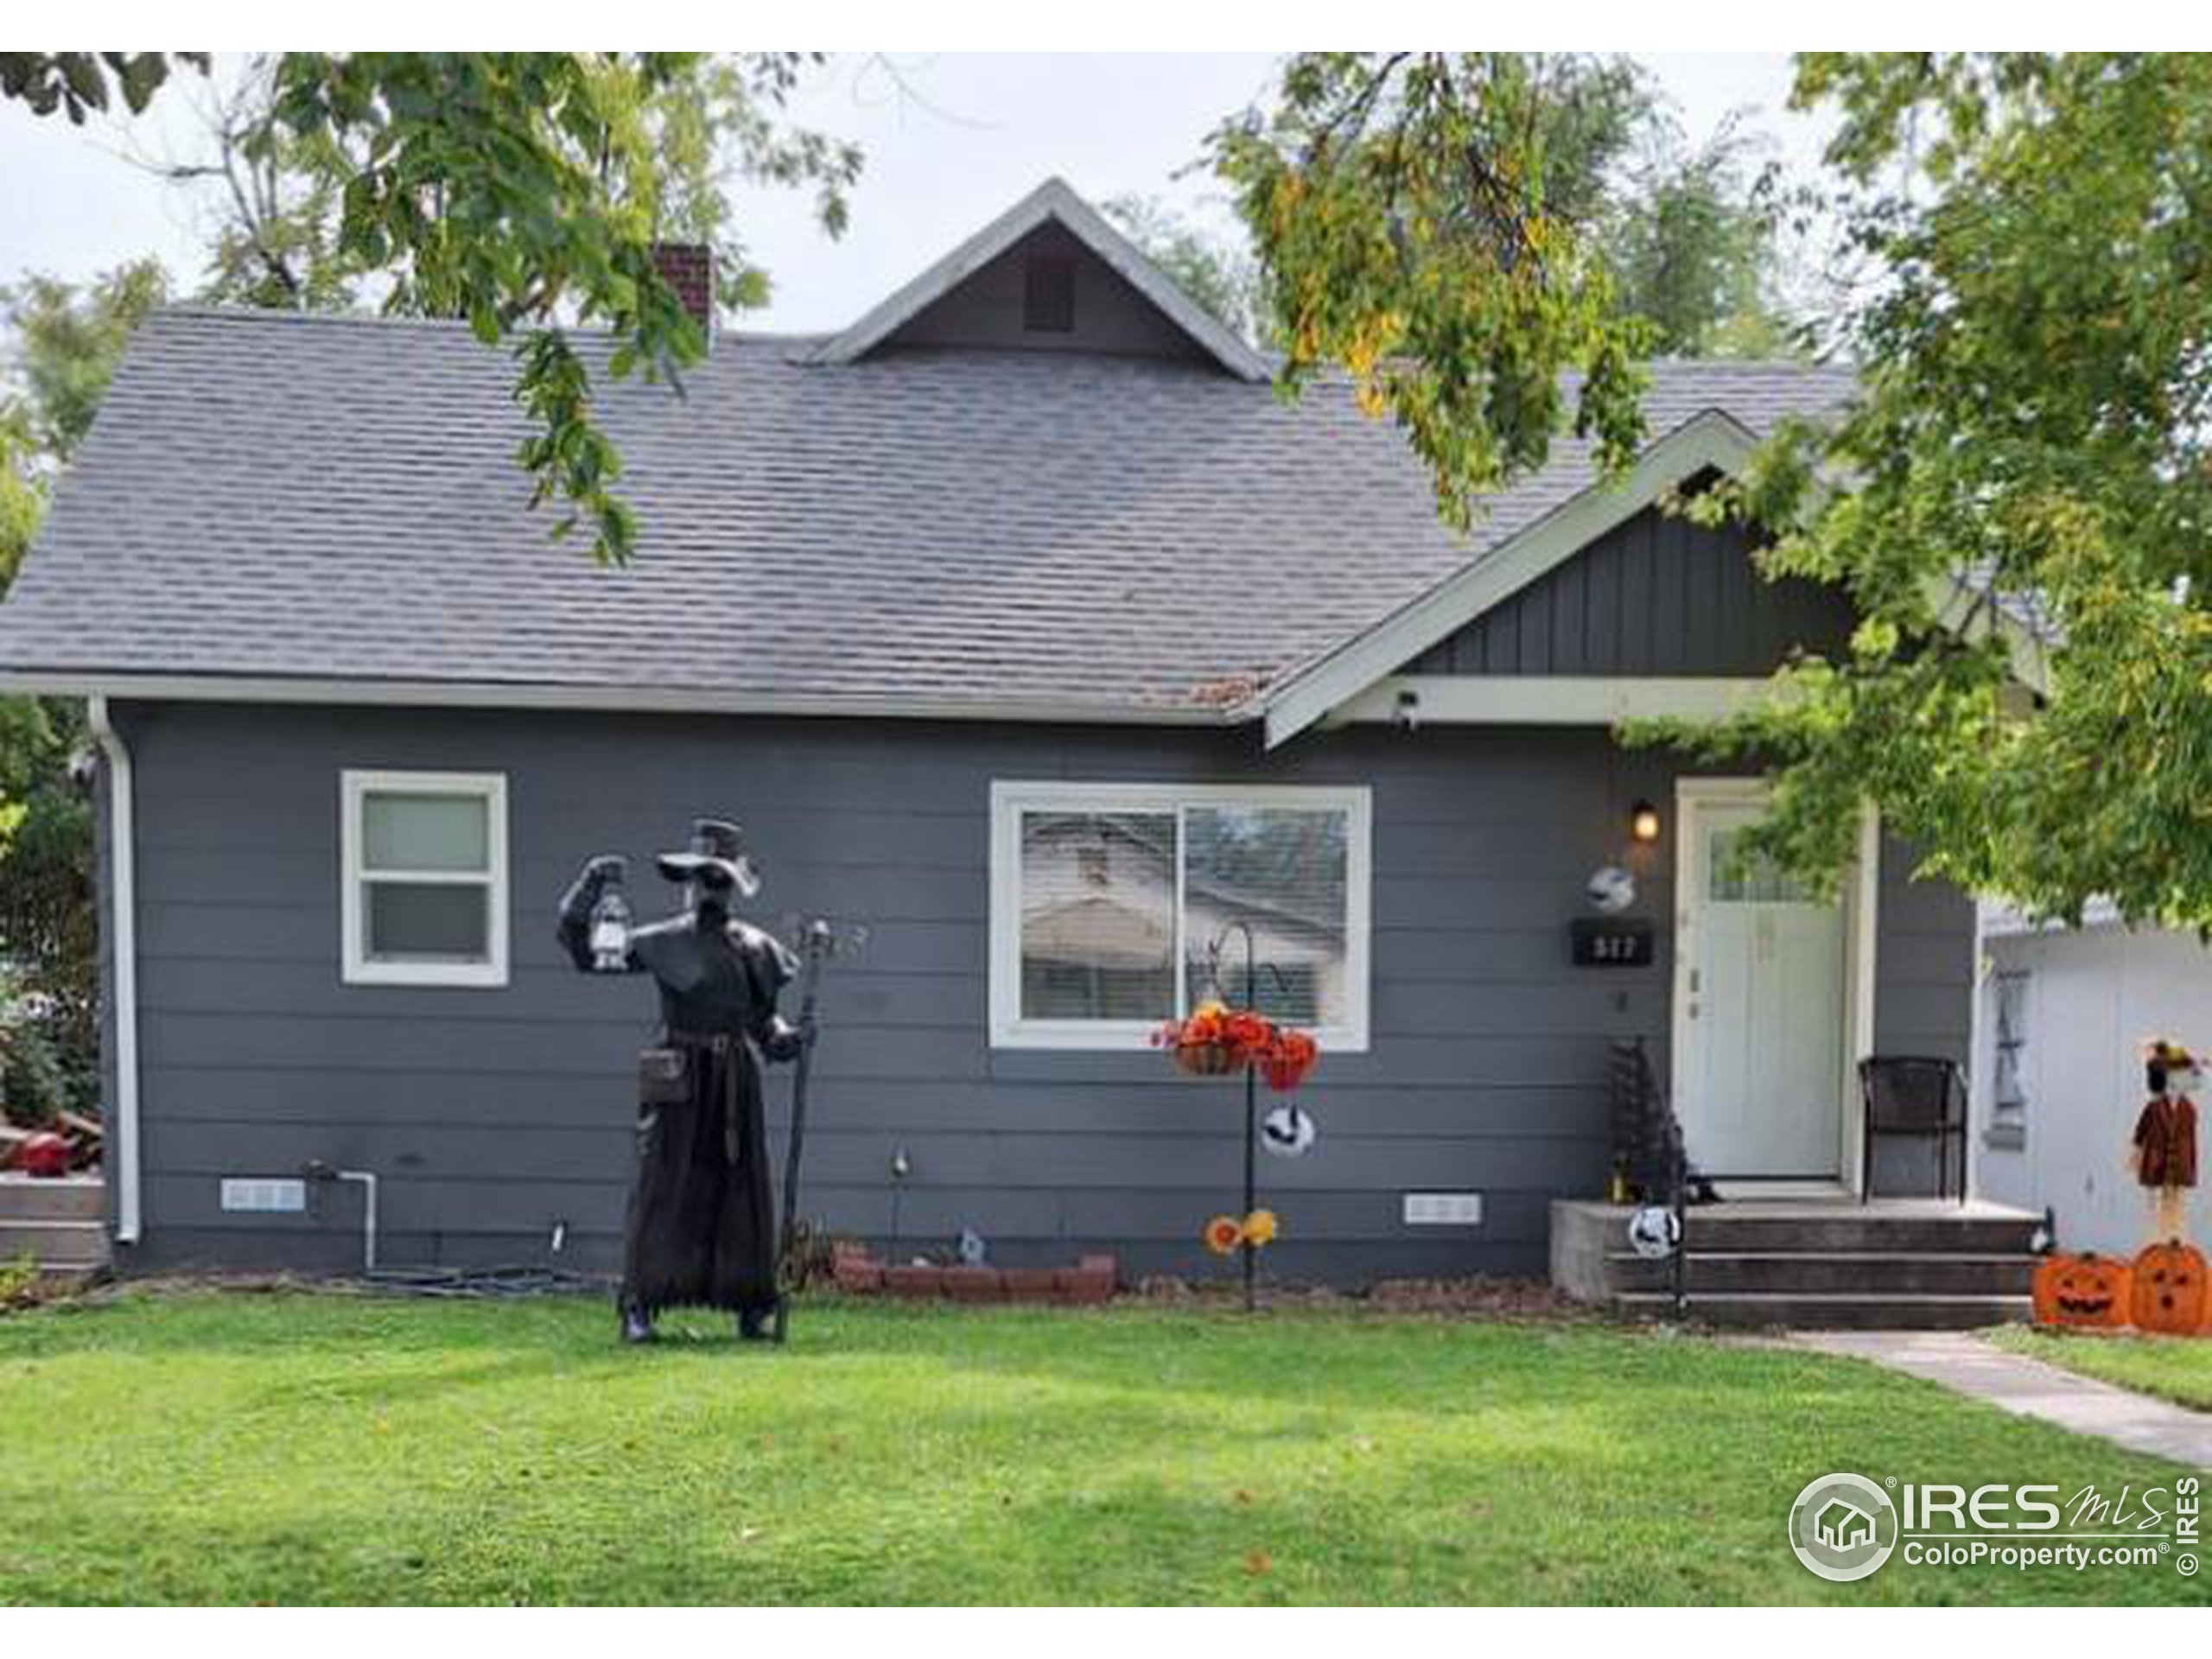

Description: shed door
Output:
[1676,795,1847,1178]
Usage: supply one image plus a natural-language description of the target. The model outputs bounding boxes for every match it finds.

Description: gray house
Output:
[0,179,1980,1291]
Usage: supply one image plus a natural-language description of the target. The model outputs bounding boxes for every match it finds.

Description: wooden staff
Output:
[772,918,836,1344]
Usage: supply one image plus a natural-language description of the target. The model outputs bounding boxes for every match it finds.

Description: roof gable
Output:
[1259,410,1764,746]
[808,177,1269,381]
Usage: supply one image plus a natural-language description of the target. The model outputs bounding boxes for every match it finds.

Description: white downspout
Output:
[86,695,141,1244]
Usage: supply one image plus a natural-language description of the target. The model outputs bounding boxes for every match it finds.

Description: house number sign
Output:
[1570,917,1655,968]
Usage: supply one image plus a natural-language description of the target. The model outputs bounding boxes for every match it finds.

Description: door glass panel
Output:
[1707,826,1815,903]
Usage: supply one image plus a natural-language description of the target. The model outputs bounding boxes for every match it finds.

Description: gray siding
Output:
[884,221,1213,363]
[105,702,1973,1282]
[1868,834,1978,1197]
[1407,505,1856,677]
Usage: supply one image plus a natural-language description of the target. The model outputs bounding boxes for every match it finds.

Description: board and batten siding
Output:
[1407,502,1857,678]
[103,700,1972,1282]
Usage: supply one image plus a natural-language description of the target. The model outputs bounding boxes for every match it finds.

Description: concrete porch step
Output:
[1615,1291,2034,1331]
[0,1217,109,1268]
[1552,1199,2042,1330]
[1681,1212,2041,1255]
[0,1174,105,1223]
[1604,1250,2038,1296]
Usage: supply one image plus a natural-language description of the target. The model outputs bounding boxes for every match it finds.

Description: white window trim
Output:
[340,769,510,988]
[988,779,1372,1053]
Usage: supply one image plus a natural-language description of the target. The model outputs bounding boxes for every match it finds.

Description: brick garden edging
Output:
[830,1246,1117,1306]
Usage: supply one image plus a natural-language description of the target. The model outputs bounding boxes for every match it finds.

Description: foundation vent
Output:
[220,1177,307,1214]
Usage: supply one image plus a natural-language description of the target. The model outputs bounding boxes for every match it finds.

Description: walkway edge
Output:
[1788,1329,2212,1469]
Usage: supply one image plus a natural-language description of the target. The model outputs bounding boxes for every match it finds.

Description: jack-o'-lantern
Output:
[2032,1251,2133,1329]
[2130,1238,2209,1334]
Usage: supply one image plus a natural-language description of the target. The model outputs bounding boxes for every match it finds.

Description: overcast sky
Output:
[0,53,1830,334]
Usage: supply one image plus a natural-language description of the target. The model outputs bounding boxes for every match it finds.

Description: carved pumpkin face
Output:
[2033,1252,2133,1329]
[2130,1239,2209,1334]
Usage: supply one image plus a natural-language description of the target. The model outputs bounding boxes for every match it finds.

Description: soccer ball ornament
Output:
[1626,1205,1681,1260]
[1586,865,1637,914]
[1260,1103,1318,1159]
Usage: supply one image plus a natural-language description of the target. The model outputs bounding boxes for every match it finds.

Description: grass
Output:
[1,1290,2205,1606]
[1989,1324,2212,1413]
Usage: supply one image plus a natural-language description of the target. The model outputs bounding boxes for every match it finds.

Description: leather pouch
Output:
[638,1046,691,1105]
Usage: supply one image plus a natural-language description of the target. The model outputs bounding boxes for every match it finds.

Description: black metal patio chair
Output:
[1858,1055,1970,1203]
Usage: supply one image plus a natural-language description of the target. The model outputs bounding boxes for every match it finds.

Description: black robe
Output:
[559,885,799,1316]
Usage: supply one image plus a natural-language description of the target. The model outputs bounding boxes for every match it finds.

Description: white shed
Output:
[1973,899,2209,1255]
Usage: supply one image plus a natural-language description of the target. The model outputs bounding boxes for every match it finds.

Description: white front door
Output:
[1675,787,1851,1178]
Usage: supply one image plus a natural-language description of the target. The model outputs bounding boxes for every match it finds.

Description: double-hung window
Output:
[989,782,1371,1051]
[340,770,509,987]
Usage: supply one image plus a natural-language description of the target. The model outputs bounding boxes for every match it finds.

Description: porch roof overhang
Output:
[1256,410,1764,748]
[1255,410,2057,747]
[1321,674,1795,728]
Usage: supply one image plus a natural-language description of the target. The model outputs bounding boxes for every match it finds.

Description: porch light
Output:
[1629,799,1662,845]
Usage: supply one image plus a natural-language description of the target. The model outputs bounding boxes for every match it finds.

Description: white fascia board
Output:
[1330,674,1789,728]
[0,671,1241,728]
[1979,894,2126,938]
[1261,410,1762,748]
[808,177,1268,383]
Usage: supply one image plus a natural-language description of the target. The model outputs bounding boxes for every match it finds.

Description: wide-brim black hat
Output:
[657,817,760,896]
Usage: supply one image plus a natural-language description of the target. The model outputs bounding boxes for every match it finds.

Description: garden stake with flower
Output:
[1154,920,1319,1311]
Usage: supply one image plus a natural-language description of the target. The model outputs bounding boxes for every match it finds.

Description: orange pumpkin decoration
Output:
[2032,1251,2133,1330]
[2130,1238,2209,1334]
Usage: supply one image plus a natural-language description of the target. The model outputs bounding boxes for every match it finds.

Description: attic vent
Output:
[1023,255,1075,333]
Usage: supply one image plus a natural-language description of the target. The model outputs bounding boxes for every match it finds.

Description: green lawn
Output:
[1989,1325,2212,1413]
[1,1290,2203,1606]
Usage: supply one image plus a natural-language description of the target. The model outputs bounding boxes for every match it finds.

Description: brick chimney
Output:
[651,241,715,336]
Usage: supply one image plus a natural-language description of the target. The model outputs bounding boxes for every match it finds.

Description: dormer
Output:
[809,177,1268,379]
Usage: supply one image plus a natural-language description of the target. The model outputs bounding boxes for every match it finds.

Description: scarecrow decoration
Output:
[2032,1037,2212,1334]
[557,819,828,1346]
[1154,922,1320,1310]
[2133,1038,2200,1246]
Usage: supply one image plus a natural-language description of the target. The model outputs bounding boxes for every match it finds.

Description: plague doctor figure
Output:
[557,819,808,1344]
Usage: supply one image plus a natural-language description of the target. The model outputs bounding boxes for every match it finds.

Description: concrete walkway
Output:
[1793,1330,2212,1468]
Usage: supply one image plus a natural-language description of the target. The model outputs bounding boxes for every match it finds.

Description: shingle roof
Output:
[0,302,1853,718]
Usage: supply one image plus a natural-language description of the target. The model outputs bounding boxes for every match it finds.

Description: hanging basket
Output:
[1173,1040,1246,1077]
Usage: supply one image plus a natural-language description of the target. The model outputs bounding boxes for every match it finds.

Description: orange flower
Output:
[1243,1209,1280,1247]
[1205,1215,1244,1255]
[1260,1028,1319,1091]
[1221,1010,1275,1058]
